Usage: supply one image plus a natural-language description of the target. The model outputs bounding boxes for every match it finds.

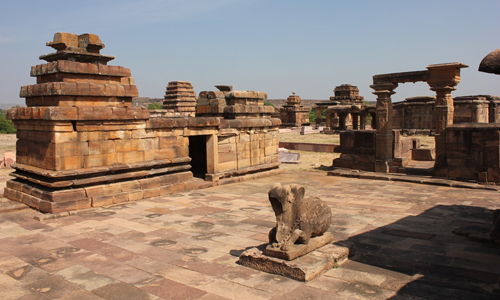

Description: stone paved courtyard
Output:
[0,171,499,299]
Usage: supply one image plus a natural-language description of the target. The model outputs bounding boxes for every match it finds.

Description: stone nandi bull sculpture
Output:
[267,183,332,252]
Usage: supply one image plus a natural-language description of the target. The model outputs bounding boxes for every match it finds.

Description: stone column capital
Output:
[426,62,468,92]
[370,82,398,95]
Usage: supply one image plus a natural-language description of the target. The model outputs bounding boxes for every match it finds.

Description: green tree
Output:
[0,109,16,134]
[309,107,326,122]
[147,102,162,110]
[309,108,317,122]
[264,101,275,108]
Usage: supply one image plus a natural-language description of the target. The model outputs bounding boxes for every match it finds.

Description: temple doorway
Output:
[188,135,208,179]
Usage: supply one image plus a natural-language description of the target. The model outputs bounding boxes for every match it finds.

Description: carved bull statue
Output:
[268,183,332,251]
[490,209,500,241]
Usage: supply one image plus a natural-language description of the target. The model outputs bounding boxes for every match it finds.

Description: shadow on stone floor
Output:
[333,204,500,300]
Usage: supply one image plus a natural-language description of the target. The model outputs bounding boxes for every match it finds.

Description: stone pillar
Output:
[360,113,366,129]
[489,100,500,123]
[371,113,377,129]
[325,111,331,128]
[206,134,218,176]
[370,83,398,173]
[339,113,347,130]
[332,112,339,129]
[316,107,322,124]
[427,63,468,176]
[352,113,359,130]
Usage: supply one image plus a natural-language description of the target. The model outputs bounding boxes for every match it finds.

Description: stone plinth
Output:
[265,233,334,260]
[163,81,197,116]
[238,242,353,282]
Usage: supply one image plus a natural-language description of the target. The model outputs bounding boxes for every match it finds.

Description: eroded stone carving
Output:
[238,183,352,280]
[267,183,332,252]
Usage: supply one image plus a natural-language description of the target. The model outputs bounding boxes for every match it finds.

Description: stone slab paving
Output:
[0,171,499,299]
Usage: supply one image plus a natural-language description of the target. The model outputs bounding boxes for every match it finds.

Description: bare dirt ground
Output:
[279,132,340,144]
[0,134,16,153]
[416,135,435,149]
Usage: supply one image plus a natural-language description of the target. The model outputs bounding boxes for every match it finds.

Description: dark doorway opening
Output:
[188,136,207,179]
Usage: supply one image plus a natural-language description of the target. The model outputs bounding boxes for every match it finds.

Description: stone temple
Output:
[5,32,282,213]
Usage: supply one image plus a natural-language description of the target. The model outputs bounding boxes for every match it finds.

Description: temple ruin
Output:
[392,94,500,132]
[4,32,281,213]
[332,61,500,184]
[278,92,309,127]
[321,84,375,131]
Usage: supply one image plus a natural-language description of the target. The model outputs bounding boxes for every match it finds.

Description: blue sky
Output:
[1,0,499,106]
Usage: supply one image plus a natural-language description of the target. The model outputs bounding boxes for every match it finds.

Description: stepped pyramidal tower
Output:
[163,81,197,116]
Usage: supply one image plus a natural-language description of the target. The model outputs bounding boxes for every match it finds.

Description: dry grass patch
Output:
[278,133,339,144]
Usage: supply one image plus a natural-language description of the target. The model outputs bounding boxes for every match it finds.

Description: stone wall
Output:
[333,130,419,172]
[392,131,415,167]
[392,97,435,130]
[279,106,309,127]
[214,120,280,180]
[392,95,499,131]
[445,124,500,183]
[278,142,338,153]
[454,96,491,124]
[332,130,376,171]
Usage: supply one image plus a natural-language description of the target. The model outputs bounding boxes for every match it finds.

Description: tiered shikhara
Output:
[5,33,196,213]
[163,81,197,115]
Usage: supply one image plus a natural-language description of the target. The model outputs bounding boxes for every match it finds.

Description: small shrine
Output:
[279,92,310,127]
[323,84,367,129]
